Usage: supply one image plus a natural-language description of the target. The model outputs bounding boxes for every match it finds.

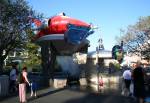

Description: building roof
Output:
[88,50,112,58]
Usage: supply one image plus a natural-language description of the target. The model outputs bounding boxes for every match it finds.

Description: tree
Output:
[25,42,41,69]
[115,16,150,60]
[0,0,39,72]
[0,0,8,4]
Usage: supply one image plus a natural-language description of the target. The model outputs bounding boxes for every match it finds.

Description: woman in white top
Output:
[123,68,131,89]
[122,68,132,96]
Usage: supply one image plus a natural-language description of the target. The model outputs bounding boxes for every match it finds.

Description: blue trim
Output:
[65,24,94,45]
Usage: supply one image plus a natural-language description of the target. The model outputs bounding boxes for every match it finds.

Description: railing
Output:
[0,75,9,97]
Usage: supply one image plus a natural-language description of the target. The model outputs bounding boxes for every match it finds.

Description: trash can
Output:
[0,75,9,96]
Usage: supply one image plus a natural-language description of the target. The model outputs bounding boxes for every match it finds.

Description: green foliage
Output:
[113,62,121,70]
[25,43,41,67]
[0,0,42,72]
[0,0,9,5]
[115,16,150,60]
[109,62,120,70]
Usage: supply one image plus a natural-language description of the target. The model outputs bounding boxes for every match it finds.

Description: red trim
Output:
[33,15,90,41]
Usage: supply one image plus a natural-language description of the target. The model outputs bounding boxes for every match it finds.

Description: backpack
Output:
[17,72,24,84]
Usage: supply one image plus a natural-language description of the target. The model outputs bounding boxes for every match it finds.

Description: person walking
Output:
[9,63,18,93]
[132,61,145,103]
[122,67,132,96]
[99,76,104,92]
[18,67,30,103]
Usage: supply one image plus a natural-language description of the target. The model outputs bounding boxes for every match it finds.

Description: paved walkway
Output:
[28,86,136,103]
[0,87,64,103]
[0,85,137,103]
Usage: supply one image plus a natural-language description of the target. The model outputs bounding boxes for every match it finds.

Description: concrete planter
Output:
[53,79,67,88]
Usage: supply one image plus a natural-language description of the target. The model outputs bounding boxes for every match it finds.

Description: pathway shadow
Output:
[61,86,136,103]
[63,92,136,103]
[28,88,66,102]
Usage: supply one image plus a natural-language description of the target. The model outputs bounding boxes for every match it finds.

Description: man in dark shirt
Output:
[132,61,145,103]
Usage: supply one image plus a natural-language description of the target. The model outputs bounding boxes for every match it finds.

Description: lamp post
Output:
[96,37,104,92]
[96,46,100,91]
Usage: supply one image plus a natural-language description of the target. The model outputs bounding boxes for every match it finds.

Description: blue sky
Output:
[26,0,150,52]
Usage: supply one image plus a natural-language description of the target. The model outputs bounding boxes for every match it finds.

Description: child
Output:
[99,76,104,91]
[30,80,37,97]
